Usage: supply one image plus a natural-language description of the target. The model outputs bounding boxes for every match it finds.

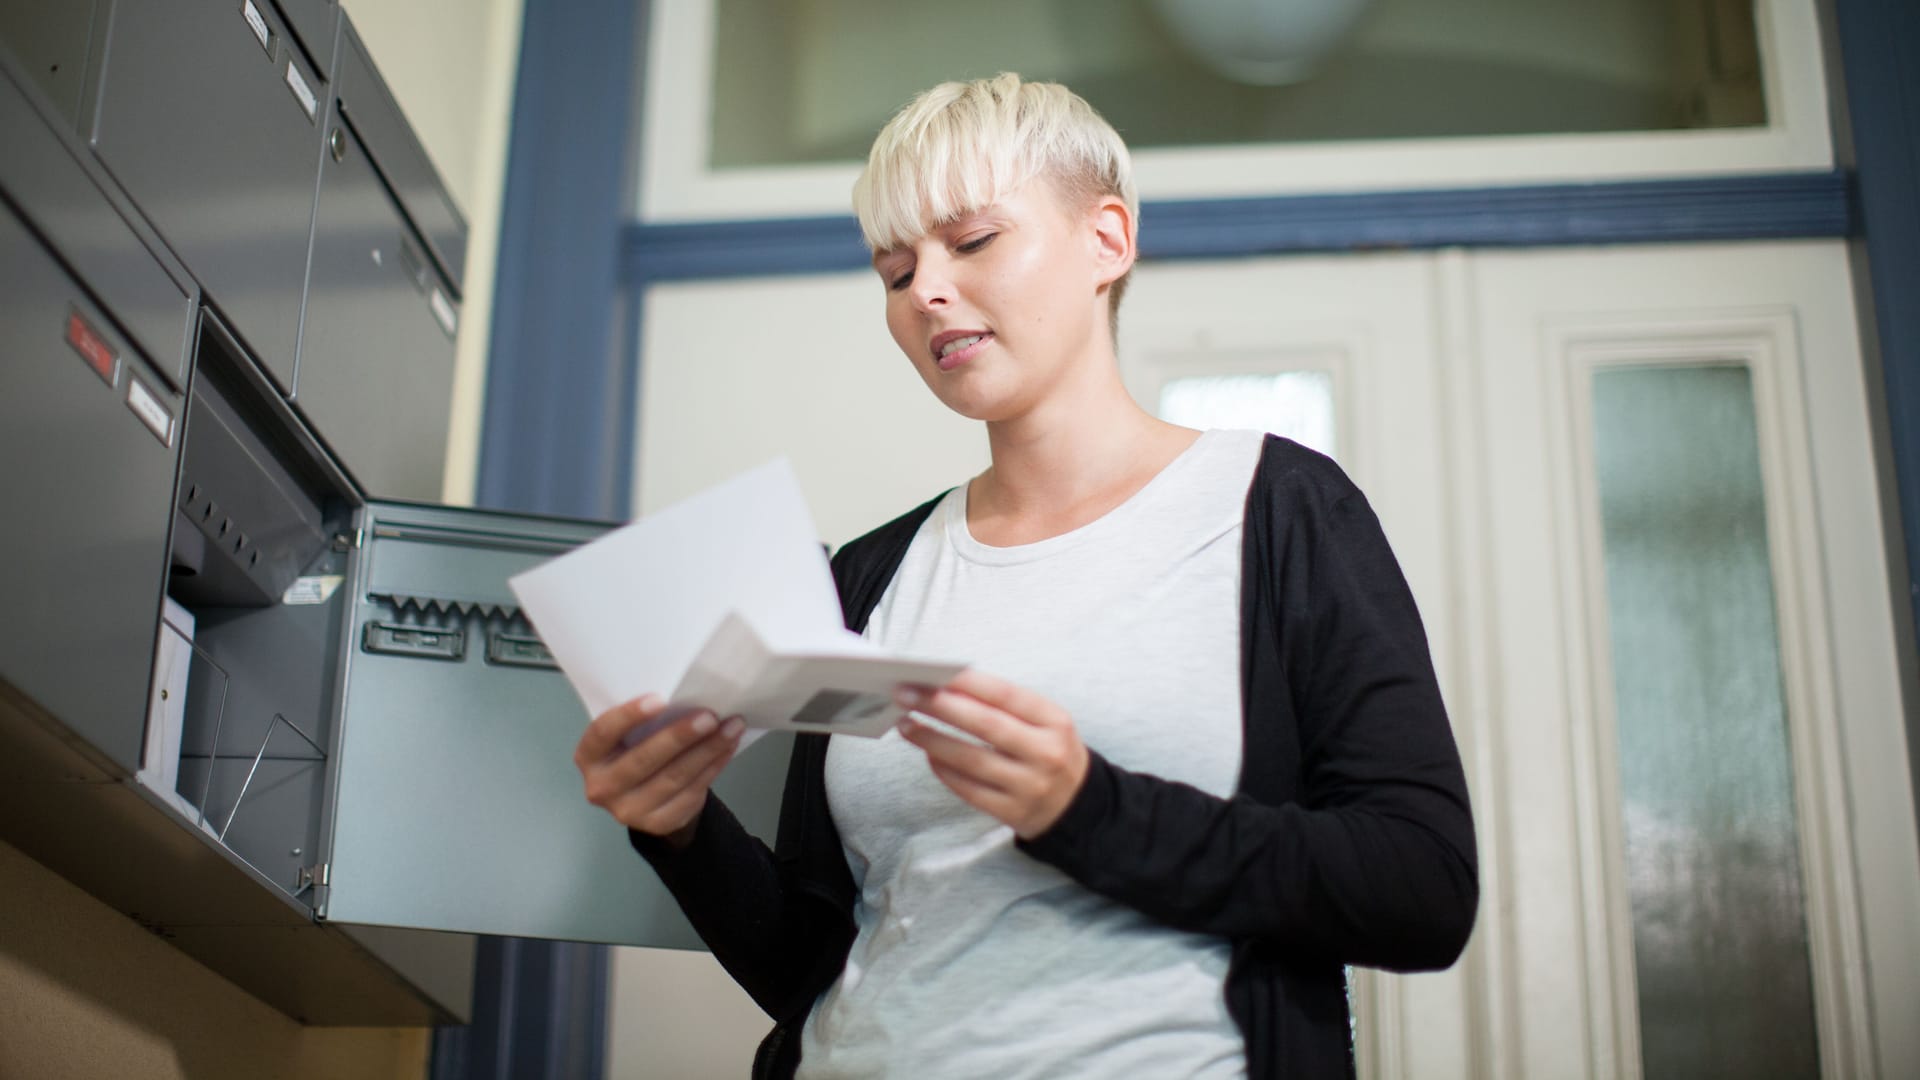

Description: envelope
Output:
[672,612,964,738]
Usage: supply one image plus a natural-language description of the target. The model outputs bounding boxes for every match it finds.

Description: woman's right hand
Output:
[574,694,746,849]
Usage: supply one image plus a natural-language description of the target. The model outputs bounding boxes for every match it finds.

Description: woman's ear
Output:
[1089,195,1136,289]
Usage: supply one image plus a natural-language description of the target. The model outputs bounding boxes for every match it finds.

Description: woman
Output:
[575,73,1477,1079]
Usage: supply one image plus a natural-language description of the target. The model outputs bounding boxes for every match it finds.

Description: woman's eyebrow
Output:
[948,206,1010,232]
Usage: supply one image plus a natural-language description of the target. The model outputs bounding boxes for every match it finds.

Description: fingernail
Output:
[722,717,745,739]
[637,693,662,711]
[691,712,717,735]
[893,686,923,708]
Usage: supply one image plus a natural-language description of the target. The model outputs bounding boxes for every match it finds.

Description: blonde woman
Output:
[576,74,1477,1079]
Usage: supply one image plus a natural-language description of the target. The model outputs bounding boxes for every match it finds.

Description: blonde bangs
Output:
[853,73,1137,255]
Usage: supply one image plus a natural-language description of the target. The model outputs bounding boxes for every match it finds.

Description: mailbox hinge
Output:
[297,861,330,892]
[332,529,363,552]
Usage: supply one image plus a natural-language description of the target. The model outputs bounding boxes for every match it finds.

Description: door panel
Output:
[293,111,456,502]
[93,0,326,392]
[322,501,797,948]
[0,199,182,774]
[1469,241,1919,1079]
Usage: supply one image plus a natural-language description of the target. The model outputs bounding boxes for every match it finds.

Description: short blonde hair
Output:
[853,73,1139,323]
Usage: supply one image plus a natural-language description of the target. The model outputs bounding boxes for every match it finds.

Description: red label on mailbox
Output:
[66,309,118,386]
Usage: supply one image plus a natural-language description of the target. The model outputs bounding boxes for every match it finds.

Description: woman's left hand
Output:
[897,668,1090,840]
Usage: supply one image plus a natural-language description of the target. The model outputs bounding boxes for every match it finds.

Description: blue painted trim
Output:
[476,0,641,520]
[1141,172,1853,256]
[442,0,639,1076]
[623,171,1854,284]
[432,939,610,1080]
[1831,0,1920,834]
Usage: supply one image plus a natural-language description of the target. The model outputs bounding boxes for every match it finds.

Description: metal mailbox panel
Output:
[0,200,183,774]
[0,0,102,131]
[268,0,339,80]
[323,503,795,947]
[335,21,466,292]
[0,57,197,389]
[294,116,455,502]
[93,0,327,394]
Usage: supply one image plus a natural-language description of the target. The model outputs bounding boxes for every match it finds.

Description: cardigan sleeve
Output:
[1017,447,1479,972]
[627,739,853,1022]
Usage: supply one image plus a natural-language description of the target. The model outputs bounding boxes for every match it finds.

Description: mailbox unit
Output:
[0,0,792,1025]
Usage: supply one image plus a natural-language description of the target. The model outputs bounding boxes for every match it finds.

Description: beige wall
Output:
[0,839,429,1080]
[607,947,768,1079]
[342,0,528,508]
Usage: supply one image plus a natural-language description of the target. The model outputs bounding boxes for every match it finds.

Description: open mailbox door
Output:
[318,500,794,948]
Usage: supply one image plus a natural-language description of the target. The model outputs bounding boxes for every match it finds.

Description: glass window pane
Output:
[711,0,1765,168]
[1591,364,1818,1080]
[1157,371,1335,458]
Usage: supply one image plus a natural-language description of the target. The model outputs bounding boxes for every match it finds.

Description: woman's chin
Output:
[935,389,1028,424]
[919,372,1015,422]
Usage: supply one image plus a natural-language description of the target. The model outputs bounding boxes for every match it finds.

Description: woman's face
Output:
[873,181,1127,423]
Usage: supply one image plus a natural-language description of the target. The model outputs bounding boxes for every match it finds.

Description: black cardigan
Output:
[631,435,1479,1079]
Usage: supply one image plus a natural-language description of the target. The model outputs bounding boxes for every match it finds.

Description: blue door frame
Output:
[432,1,640,1076]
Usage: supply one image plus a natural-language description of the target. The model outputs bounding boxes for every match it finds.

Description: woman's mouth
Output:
[932,331,993,371]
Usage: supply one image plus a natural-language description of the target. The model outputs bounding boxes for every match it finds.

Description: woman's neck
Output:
[969,362,1199,546]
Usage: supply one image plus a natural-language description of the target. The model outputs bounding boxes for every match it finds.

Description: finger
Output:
[584,710,727,806]
[597,719,737,822]
[614,714,742,799]
[901,718,1020,792]
[647,716,745,792]
[903,687,1045,759]
[616,732,739,835]
[946,668,1063,728]
[927,758,1014,822]
[625,722,737,834]
[577,694,666,767]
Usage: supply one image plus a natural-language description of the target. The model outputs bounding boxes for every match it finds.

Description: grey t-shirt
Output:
[797,428,1265,1079]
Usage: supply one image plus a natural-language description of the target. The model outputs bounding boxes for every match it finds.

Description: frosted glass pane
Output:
[1591,365,1818,1080]
[710,0,1765,168]
[1158,372,1335,459]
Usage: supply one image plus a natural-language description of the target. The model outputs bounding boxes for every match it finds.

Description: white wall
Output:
[341,0,527,508]
[635,272,987,538]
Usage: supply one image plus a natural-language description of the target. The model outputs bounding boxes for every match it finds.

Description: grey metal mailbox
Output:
[0,8,797,1027]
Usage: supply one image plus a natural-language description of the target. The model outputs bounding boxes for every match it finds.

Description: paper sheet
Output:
[507,459,960,744]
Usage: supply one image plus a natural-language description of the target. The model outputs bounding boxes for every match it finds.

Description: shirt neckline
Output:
[943,429,1222,566]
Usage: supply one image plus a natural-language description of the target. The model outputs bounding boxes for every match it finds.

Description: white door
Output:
[1464,240,1920,1080]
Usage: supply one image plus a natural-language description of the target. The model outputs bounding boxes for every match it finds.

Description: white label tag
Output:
[283,575,345,606]
[125,379,174,447]
[429,287,458,338]
[285,60,317,121]
[241,0,271,54]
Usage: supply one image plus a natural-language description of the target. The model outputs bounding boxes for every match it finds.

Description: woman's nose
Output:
[909,260,953,311]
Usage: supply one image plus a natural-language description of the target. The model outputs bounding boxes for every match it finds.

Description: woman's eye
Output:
[887,270,914,291]
[957,232,997,254]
